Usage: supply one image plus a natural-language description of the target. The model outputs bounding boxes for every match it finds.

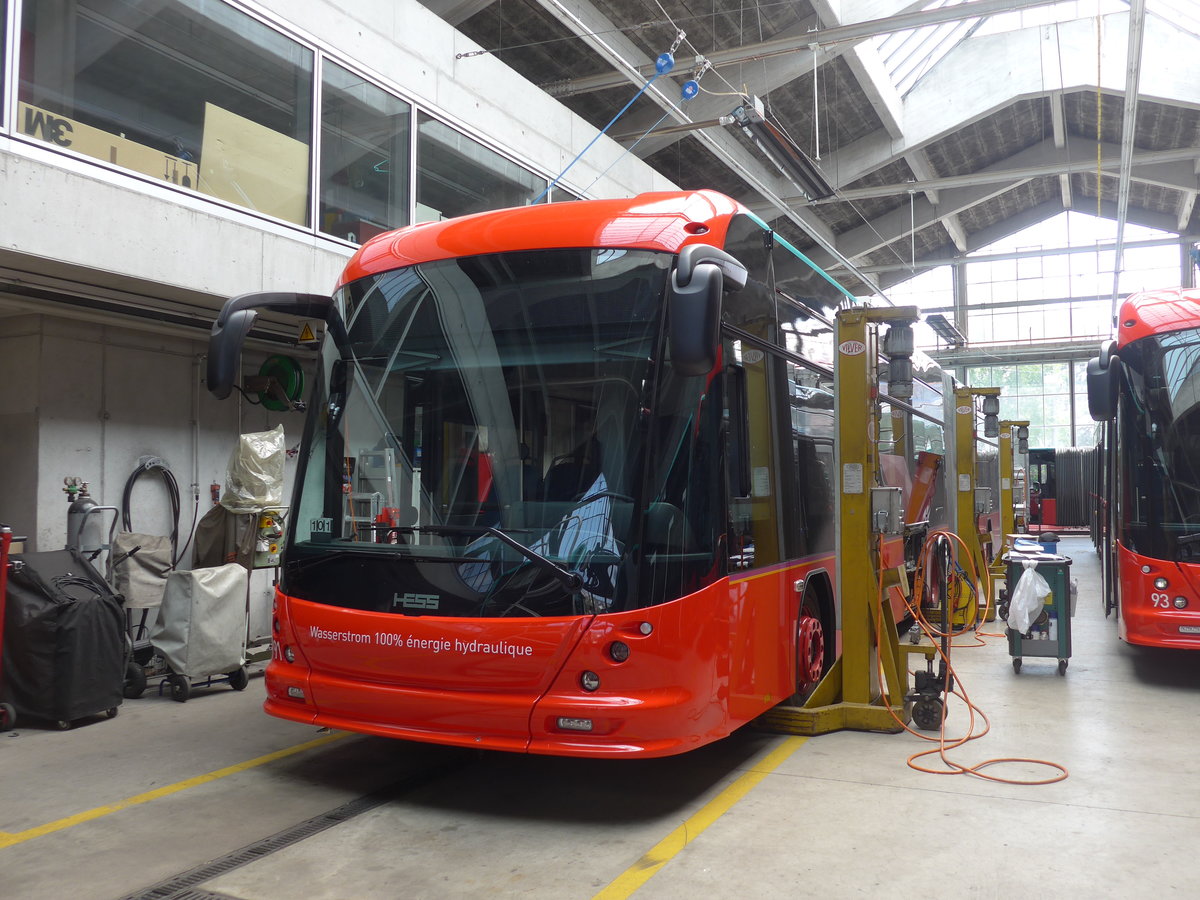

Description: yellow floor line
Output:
[592,735,808,899]
[0,731,348,850]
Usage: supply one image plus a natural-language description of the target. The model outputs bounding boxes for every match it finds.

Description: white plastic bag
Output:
[1007,558,1051,634]
[221,425,285,512]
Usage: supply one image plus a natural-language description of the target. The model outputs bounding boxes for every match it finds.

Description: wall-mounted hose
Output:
[121,456,184,566]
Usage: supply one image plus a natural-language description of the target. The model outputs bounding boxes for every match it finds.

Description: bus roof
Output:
[1118,287,1200,348]
[337,190,742,289]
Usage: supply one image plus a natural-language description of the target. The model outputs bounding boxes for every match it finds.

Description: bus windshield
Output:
[283,247,721,617]
[1119,326,1200,560]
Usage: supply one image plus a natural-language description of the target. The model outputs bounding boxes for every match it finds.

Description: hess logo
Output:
[393,592,440,610]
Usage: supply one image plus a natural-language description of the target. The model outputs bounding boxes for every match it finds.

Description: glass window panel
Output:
[966,264,991,285]
[1014,277,1043,302]
[1076,422,1097,447]
[1044,394,1071,428]
[1072,300,1109,338]
[989,364,1017,392]
[1073,359,1088,393]
[889,265,954,311]
[1016,364,1044,395]
[19,0,314,225]
[416,113,544,221]
[1042,363,1070,395]
[999,395,1019,419]
[1017,253,1041,280]
[1016,306,1045,340]
[1016,395,1043,427]
[992,257,1017,282]
[1073,387,1090,429]
[1043,253,1069,280]
[319,61,410,243]
[967,366,990,385]
[1042,275,1069,300]
[969,279,992,305]
[990,282,1016,304]
[1043,305,1070,339]
[914,320,940,350]
[992,311,1018,343]
[969,313,991,343]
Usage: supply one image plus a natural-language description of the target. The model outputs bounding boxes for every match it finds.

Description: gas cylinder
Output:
[65,477,102,553]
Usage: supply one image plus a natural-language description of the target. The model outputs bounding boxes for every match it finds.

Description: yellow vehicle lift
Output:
[989,419,1030,584]
[949,385,1001,626]
[760,305,937,735]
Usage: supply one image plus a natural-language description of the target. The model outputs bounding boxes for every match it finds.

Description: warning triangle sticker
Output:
[298,322,317,344]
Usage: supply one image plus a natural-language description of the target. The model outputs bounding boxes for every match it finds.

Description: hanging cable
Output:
[875,530,1068,785]
[533,36,684,204]
[581,61,707,195]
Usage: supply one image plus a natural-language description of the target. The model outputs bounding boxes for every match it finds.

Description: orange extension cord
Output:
[875,530,1069,785]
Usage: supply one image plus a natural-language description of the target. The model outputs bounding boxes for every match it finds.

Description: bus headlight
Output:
[284,645,295,663]
[580,671,601,692]
[1154,577,1169,590]
[1175,597,1188,609]
[609,641,630,662]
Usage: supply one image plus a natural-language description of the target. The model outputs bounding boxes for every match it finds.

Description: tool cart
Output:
[1005,549,1073,674]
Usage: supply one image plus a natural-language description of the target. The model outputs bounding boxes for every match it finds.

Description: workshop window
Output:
[415,112,545,222]
[319,60,411,244]
[18,0,313,226]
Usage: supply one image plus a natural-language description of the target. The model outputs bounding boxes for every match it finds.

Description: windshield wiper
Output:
[285,546,401,575]
[1176,532,1200,547]
[393,524,583,591]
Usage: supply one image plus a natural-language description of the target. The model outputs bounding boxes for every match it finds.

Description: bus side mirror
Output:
[208,292,345,399]
[668,245,746,377]
[1086,350,1122,421]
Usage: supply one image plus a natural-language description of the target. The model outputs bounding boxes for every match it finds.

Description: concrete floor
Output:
[4,535,1200,899]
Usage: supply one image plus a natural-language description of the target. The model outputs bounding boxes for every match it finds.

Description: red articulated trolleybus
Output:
[1088,287,1200,647]
[208,190,947,757]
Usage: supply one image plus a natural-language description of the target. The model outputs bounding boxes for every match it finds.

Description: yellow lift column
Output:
[951,386,1001,626]
[760,305,935,735]
[990,419,1030,584]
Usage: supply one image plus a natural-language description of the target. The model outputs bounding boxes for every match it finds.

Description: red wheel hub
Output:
[797,613,825,685]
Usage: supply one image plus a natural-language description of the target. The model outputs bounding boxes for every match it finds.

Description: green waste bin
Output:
[1005,551,1073,675]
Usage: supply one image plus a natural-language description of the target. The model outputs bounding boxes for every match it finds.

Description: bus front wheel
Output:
[792,594,829,702]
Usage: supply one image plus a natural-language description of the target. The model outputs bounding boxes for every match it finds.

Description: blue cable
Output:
[533,53,676,204]
[576,77,700,196]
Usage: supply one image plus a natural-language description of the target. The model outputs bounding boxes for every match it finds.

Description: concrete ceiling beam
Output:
[542,0,1059,97]
[420,0,495,26]
[906,150,969,252]
[1177,192,1197,232]
[795,142,1200,204]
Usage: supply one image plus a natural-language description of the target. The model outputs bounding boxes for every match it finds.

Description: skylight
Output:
[872,0,1182,97]
[872,1,982,96]
[1145,0,1200,38]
